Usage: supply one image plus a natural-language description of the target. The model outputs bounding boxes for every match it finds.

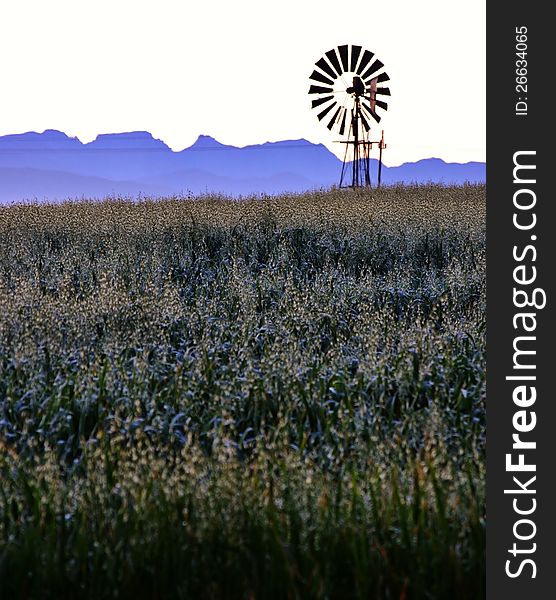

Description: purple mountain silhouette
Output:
[0,130,485,203]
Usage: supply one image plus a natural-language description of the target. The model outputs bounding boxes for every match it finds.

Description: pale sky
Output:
[0,0,485,166]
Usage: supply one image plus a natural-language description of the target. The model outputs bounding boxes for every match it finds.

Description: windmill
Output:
[308,45,390,188]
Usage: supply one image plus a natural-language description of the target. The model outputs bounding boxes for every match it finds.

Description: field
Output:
[0,186,485,599]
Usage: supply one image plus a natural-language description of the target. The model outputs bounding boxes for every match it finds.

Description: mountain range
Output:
[0,130,485,203]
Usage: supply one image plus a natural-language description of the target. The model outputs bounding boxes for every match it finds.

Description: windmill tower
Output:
[308,45,391,188]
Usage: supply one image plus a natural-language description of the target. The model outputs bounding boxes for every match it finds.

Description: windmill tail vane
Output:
[308,44,391,189]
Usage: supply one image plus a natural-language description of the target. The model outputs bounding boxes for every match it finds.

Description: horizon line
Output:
[0,129,486,166]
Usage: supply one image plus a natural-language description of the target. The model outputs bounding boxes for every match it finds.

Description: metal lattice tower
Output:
[308,45,391,188]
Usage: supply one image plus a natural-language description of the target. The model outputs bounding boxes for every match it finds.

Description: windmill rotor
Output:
[308,44,391,188]
[309,44,390,139]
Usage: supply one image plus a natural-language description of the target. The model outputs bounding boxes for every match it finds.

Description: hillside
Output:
[0,130,485,202]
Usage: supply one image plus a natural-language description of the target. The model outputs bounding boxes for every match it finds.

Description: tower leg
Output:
[378,130,384,188]
[353,124,358,187]
[365,140,371,186]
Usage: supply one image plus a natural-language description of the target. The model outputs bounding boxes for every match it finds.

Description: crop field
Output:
[0,185,485,599]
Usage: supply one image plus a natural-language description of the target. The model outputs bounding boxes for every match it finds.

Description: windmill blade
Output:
[361,59,384,80]
[356,50,374,75]
[311,95,334,109]
[350,45,362,72]
[375,87,391,96]
[315,57,337,80]
[317,102,337,121]
[362,101,381,123]
[338,45,349,72]
[309,84,334,95]
[339,109,347,135]
[309,70,335,86]
[375,99,388,111]
[325,49,343,77]
[366,72,390,86]
[327,106,342,131]
[359,111,371,132]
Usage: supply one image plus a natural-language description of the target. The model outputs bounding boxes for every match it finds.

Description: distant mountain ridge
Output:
[0,130,485,203]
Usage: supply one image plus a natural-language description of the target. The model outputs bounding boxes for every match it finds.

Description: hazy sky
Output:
[0,1,485,165]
